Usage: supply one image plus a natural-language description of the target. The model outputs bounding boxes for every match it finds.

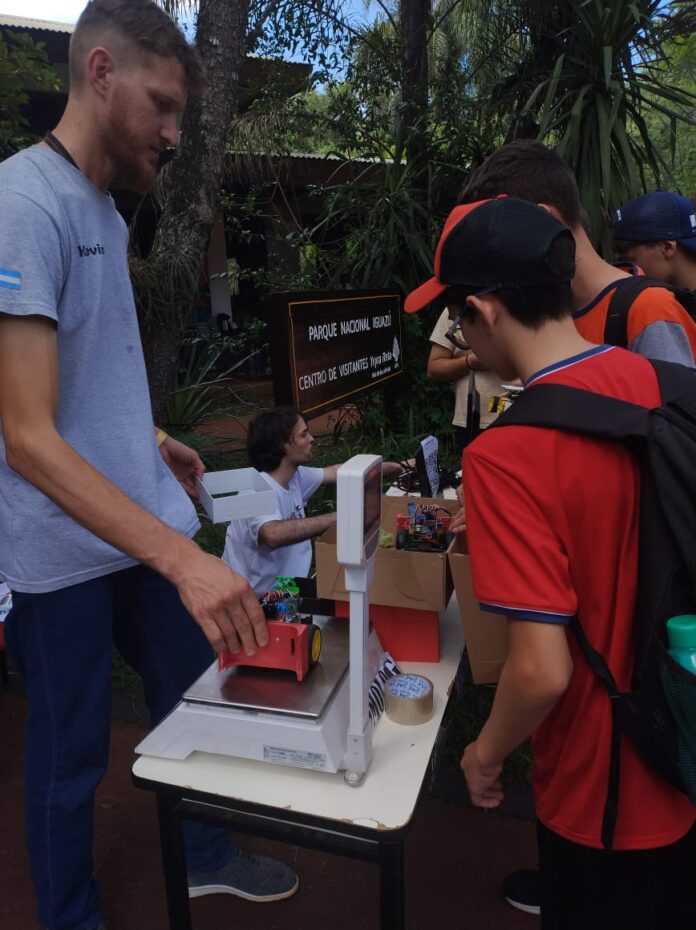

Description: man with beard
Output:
[0,3,299,929]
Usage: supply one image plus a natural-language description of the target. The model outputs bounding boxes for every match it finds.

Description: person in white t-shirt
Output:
[223,407,400,595]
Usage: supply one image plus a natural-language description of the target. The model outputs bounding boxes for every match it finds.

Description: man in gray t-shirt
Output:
[0,3,297,928]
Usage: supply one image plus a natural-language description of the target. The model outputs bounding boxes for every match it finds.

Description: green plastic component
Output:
[272,576,300,595]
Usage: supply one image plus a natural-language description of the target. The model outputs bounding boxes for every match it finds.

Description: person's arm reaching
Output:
[322,464,342,484]
[321,460,403,485]
[0,314,267,656]
[461,619,573,808]
[258,511,337,549]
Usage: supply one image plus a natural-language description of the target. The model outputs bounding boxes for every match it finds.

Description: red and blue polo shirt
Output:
[463,344,696,850]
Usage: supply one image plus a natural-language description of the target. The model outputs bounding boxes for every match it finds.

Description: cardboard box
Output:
[448,535,508,684]
[315,495,459,612]
[196,468,277,524]
[334,601,440,662]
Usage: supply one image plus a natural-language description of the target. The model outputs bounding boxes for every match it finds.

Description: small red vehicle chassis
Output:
[218,620,322,682]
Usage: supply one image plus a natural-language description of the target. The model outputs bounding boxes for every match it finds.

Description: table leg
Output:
[379,840,405,930]
[156,792,193,930]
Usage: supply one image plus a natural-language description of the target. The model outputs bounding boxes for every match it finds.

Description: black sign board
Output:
[264,290,403,417]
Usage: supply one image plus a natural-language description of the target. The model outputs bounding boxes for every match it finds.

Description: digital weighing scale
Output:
[135,454,384,785]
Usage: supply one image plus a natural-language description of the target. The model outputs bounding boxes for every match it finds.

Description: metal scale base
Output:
[135,618,357,772]
[184,617,349,719]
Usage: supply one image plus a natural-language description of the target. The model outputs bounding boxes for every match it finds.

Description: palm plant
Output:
[423,1,696,252]
[164,338,232,429]
[511,0,696,253]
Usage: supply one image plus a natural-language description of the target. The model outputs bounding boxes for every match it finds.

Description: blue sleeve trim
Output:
[480,602,573,625]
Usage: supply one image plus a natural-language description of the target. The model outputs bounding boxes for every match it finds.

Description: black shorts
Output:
[538,819,696,930]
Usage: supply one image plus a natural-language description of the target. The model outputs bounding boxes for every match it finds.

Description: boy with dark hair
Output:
[460,141,696,367]
[247,406,309,473]
[224,408,402,595]
[224,409,340,596]
[405,197,696,930]
[612,190,696,291]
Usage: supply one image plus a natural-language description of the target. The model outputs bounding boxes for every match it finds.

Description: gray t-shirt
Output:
[0,146,198,593]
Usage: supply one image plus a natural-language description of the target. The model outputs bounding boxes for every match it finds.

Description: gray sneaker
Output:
[188,848,299,902]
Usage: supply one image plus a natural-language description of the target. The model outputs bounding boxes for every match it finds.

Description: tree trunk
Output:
[400,0,430,183]
[140,0,251,422]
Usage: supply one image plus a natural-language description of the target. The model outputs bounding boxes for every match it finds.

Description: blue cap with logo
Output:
[612,191,696,251]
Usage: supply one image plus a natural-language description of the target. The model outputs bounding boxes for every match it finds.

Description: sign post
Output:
[264,291,403,417]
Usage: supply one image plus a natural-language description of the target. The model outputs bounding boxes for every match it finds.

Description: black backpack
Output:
[488,358,696,850]
[605,276,696,348]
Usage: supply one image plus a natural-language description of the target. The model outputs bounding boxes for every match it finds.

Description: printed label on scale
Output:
[263,745,327,770]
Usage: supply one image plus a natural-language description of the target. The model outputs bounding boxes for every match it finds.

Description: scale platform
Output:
[183,618,349,719]
[135,616,375,773]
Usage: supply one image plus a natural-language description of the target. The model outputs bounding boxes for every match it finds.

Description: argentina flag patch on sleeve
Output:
[0,268,21,291]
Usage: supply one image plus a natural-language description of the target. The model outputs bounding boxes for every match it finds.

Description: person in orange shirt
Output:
[459,141,696,368]
[611,191,696,292]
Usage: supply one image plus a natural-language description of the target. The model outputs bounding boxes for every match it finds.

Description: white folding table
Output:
[132,599,464,930]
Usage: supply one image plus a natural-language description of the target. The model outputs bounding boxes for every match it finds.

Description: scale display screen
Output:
[363,465,382,543]
[336,454,383,567]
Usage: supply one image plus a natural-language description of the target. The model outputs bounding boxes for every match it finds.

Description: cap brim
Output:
[676,235,696,252]
[404,277,446,314]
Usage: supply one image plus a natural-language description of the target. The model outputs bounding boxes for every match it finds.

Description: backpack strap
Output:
[604,277,659,348]
[605,277,696,348]
[488,381,650,441]
[649,357,696,407]
[568,617,623,851]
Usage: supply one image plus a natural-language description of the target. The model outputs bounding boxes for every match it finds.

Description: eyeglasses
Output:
[445,313,470,352]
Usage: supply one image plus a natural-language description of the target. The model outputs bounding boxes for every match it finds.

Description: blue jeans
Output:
[5,565,232,930]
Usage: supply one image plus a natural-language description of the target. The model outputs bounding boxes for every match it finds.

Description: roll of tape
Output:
[385,674,434,725]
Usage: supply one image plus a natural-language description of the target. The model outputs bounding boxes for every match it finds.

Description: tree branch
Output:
[245,0,283,52]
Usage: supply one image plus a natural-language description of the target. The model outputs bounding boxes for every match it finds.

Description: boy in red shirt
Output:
[404,197,696,930]
[459,141,696,367]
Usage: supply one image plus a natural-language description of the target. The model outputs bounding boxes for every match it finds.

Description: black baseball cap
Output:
[612,191,696,251]
[404,196,576,313]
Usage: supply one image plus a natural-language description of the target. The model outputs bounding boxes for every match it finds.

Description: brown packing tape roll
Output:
[385,674,434,725]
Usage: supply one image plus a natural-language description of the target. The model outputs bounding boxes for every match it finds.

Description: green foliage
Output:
[148,0,696,447]
[0,29,60,159]
[130,245,200,330]
[165,337,230,429]
[510,0,696,254]
[639,33,696,195]
[194,519,229,557]
[165,318,270,429]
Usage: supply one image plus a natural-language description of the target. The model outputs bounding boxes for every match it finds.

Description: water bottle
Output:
[666,615,696,674]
